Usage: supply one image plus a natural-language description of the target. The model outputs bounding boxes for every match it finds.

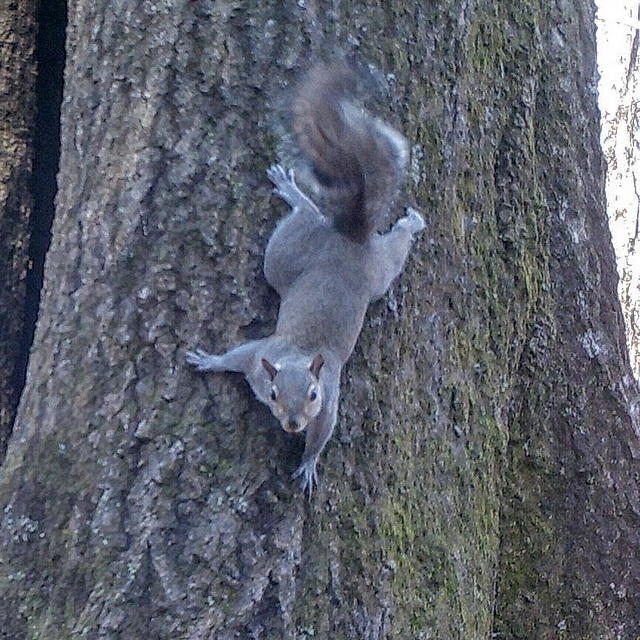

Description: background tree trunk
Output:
[1,1,639,639]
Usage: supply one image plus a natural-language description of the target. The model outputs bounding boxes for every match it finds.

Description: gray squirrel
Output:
[186,61,425,495]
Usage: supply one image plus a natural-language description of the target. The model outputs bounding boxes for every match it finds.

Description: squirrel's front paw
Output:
[397,207,426,235]
[186,348,222,372]
[292,458,319,499]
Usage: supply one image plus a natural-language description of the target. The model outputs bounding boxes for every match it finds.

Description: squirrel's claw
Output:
[397,207,426,235]
[267,164,323,218]
[267,163,289,188]
[186,349,221,372]
[292,459,318,499]
[267,164,294,200]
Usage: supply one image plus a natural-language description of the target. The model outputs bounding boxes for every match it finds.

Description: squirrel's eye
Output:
[270,387,277,401]
[309,390,318,402]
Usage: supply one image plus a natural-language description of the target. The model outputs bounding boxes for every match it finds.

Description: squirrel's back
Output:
[291,61,408,243]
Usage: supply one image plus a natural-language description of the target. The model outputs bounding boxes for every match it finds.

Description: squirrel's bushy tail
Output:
[291,61,408,243]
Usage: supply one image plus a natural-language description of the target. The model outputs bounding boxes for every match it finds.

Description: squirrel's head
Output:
[261,355,324,433]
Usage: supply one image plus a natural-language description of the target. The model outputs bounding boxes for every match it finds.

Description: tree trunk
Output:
[0,0,36,458]
[1,1,638,639]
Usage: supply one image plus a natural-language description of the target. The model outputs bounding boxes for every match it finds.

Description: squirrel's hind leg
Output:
[267,164,322,218]
[264,166,327,296]
[396,207,426,235]
[369,207,425,301]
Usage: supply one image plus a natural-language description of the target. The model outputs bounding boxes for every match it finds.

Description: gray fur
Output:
[186,64,424,496]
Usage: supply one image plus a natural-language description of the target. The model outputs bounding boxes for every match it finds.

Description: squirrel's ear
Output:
[309,354,325,378]
[261,358,279,381]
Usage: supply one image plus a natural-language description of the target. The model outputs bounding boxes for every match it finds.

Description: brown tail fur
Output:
[291,61,408,243]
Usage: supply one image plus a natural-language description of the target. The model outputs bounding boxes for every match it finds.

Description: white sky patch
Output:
[596,1,640,375]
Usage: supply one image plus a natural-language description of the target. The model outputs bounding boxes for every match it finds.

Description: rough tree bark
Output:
[0,0,36,458]
[1,1,638,639]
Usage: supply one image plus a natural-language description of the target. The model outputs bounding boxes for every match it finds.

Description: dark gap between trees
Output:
[16,0,68,393]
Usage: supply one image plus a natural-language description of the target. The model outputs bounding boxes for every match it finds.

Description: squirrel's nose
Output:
[284,417,305,433]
